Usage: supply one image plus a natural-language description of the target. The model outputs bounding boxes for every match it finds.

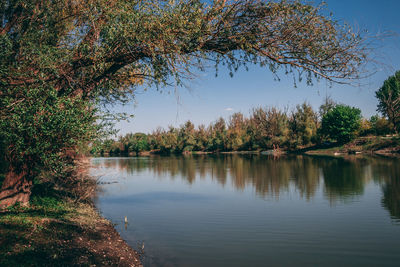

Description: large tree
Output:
[289,102,318,147]
[321,104,362,144]
[376,71,400,133]
[0,0,367,207]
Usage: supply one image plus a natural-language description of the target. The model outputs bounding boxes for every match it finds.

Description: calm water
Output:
[92,155,400,267]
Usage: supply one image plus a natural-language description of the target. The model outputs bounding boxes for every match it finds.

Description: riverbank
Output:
[0,197,141,266]
[2,136,398,266]
[296,136,400,157]
[98,135,400,158]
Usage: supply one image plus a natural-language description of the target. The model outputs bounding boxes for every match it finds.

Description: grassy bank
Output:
[0,196,141,266]
[297,136,400,156]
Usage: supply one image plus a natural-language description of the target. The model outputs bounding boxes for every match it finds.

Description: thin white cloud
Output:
[224,107,234,111]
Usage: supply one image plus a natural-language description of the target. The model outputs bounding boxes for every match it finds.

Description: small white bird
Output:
[124,216,128,223]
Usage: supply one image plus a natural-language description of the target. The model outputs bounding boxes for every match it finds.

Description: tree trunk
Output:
[0,166,32,209]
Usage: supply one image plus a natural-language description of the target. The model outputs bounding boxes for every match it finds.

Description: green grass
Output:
[0,195,109,266]
[0,197,69,266]
[361,136,400,151]
[300,135,400,156]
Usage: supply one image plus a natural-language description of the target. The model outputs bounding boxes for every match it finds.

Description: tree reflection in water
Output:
[96,155,400,220]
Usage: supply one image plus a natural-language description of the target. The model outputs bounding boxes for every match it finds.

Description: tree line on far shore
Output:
[94,70,400,156]
[0,0,393,208]
[93,97,395,156]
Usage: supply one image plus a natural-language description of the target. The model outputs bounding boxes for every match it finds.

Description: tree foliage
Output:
[97,101,393,155]
[369,115,393,136]
[289,103,318,147]
[376,71,400,133]
[97,103,318,154]
[1,0,367,100]
[0,0,368,207]
[321,105,362,143]
[319,95,336,119]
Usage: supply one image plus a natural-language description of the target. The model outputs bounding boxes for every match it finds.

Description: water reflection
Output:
[96,155,400,220]
[377,160,400,221]
[94,155,400,267]
[321,157,369,202]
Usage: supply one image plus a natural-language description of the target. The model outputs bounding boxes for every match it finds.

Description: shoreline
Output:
[1,136,398,266]
[98,136,400,158]
[0,200,141,266]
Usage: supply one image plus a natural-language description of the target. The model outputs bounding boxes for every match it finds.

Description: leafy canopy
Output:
[321,104,362,144]
[1,0,366,99]
[376,71,400,133]
[0,0,368,186]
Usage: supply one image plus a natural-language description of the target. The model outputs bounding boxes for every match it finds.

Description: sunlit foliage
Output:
[321,105,362,144]
[376,71,400,133]
[0,0,368,206]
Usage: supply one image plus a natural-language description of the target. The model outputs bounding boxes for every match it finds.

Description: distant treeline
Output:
[92,98,395,156]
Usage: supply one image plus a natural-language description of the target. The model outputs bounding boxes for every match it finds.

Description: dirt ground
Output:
[0,202,142,266]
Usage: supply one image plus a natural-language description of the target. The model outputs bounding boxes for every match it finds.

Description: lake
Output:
[92,155,400,267]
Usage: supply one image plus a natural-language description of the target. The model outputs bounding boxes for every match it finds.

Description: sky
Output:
[114,0,400,135]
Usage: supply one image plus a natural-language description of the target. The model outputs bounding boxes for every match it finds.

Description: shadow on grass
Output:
[367,137,400,151]
[0,210,112,266]
[0,198,120,267]
[0,208,68,219]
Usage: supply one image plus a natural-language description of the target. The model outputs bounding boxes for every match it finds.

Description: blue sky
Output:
[114,0,400,135]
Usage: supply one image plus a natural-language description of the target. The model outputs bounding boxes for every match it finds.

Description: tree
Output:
[370,115,392,136]
[319,95,336,119]
[211,118,227,151]
[265,107,289,148]
[227,112,247,150]
[358,118,372,136]
[248,107,268,149]
[179,121,196,152]
[128,133,150,155]
[321,105,362,143]
[160,127,179,153]
[194,124,209,151]
[0,0,367,207]
[376,71,400,133]
[289,102,318,147]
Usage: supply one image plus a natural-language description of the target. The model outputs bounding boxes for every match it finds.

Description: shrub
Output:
[321,105,362,143]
